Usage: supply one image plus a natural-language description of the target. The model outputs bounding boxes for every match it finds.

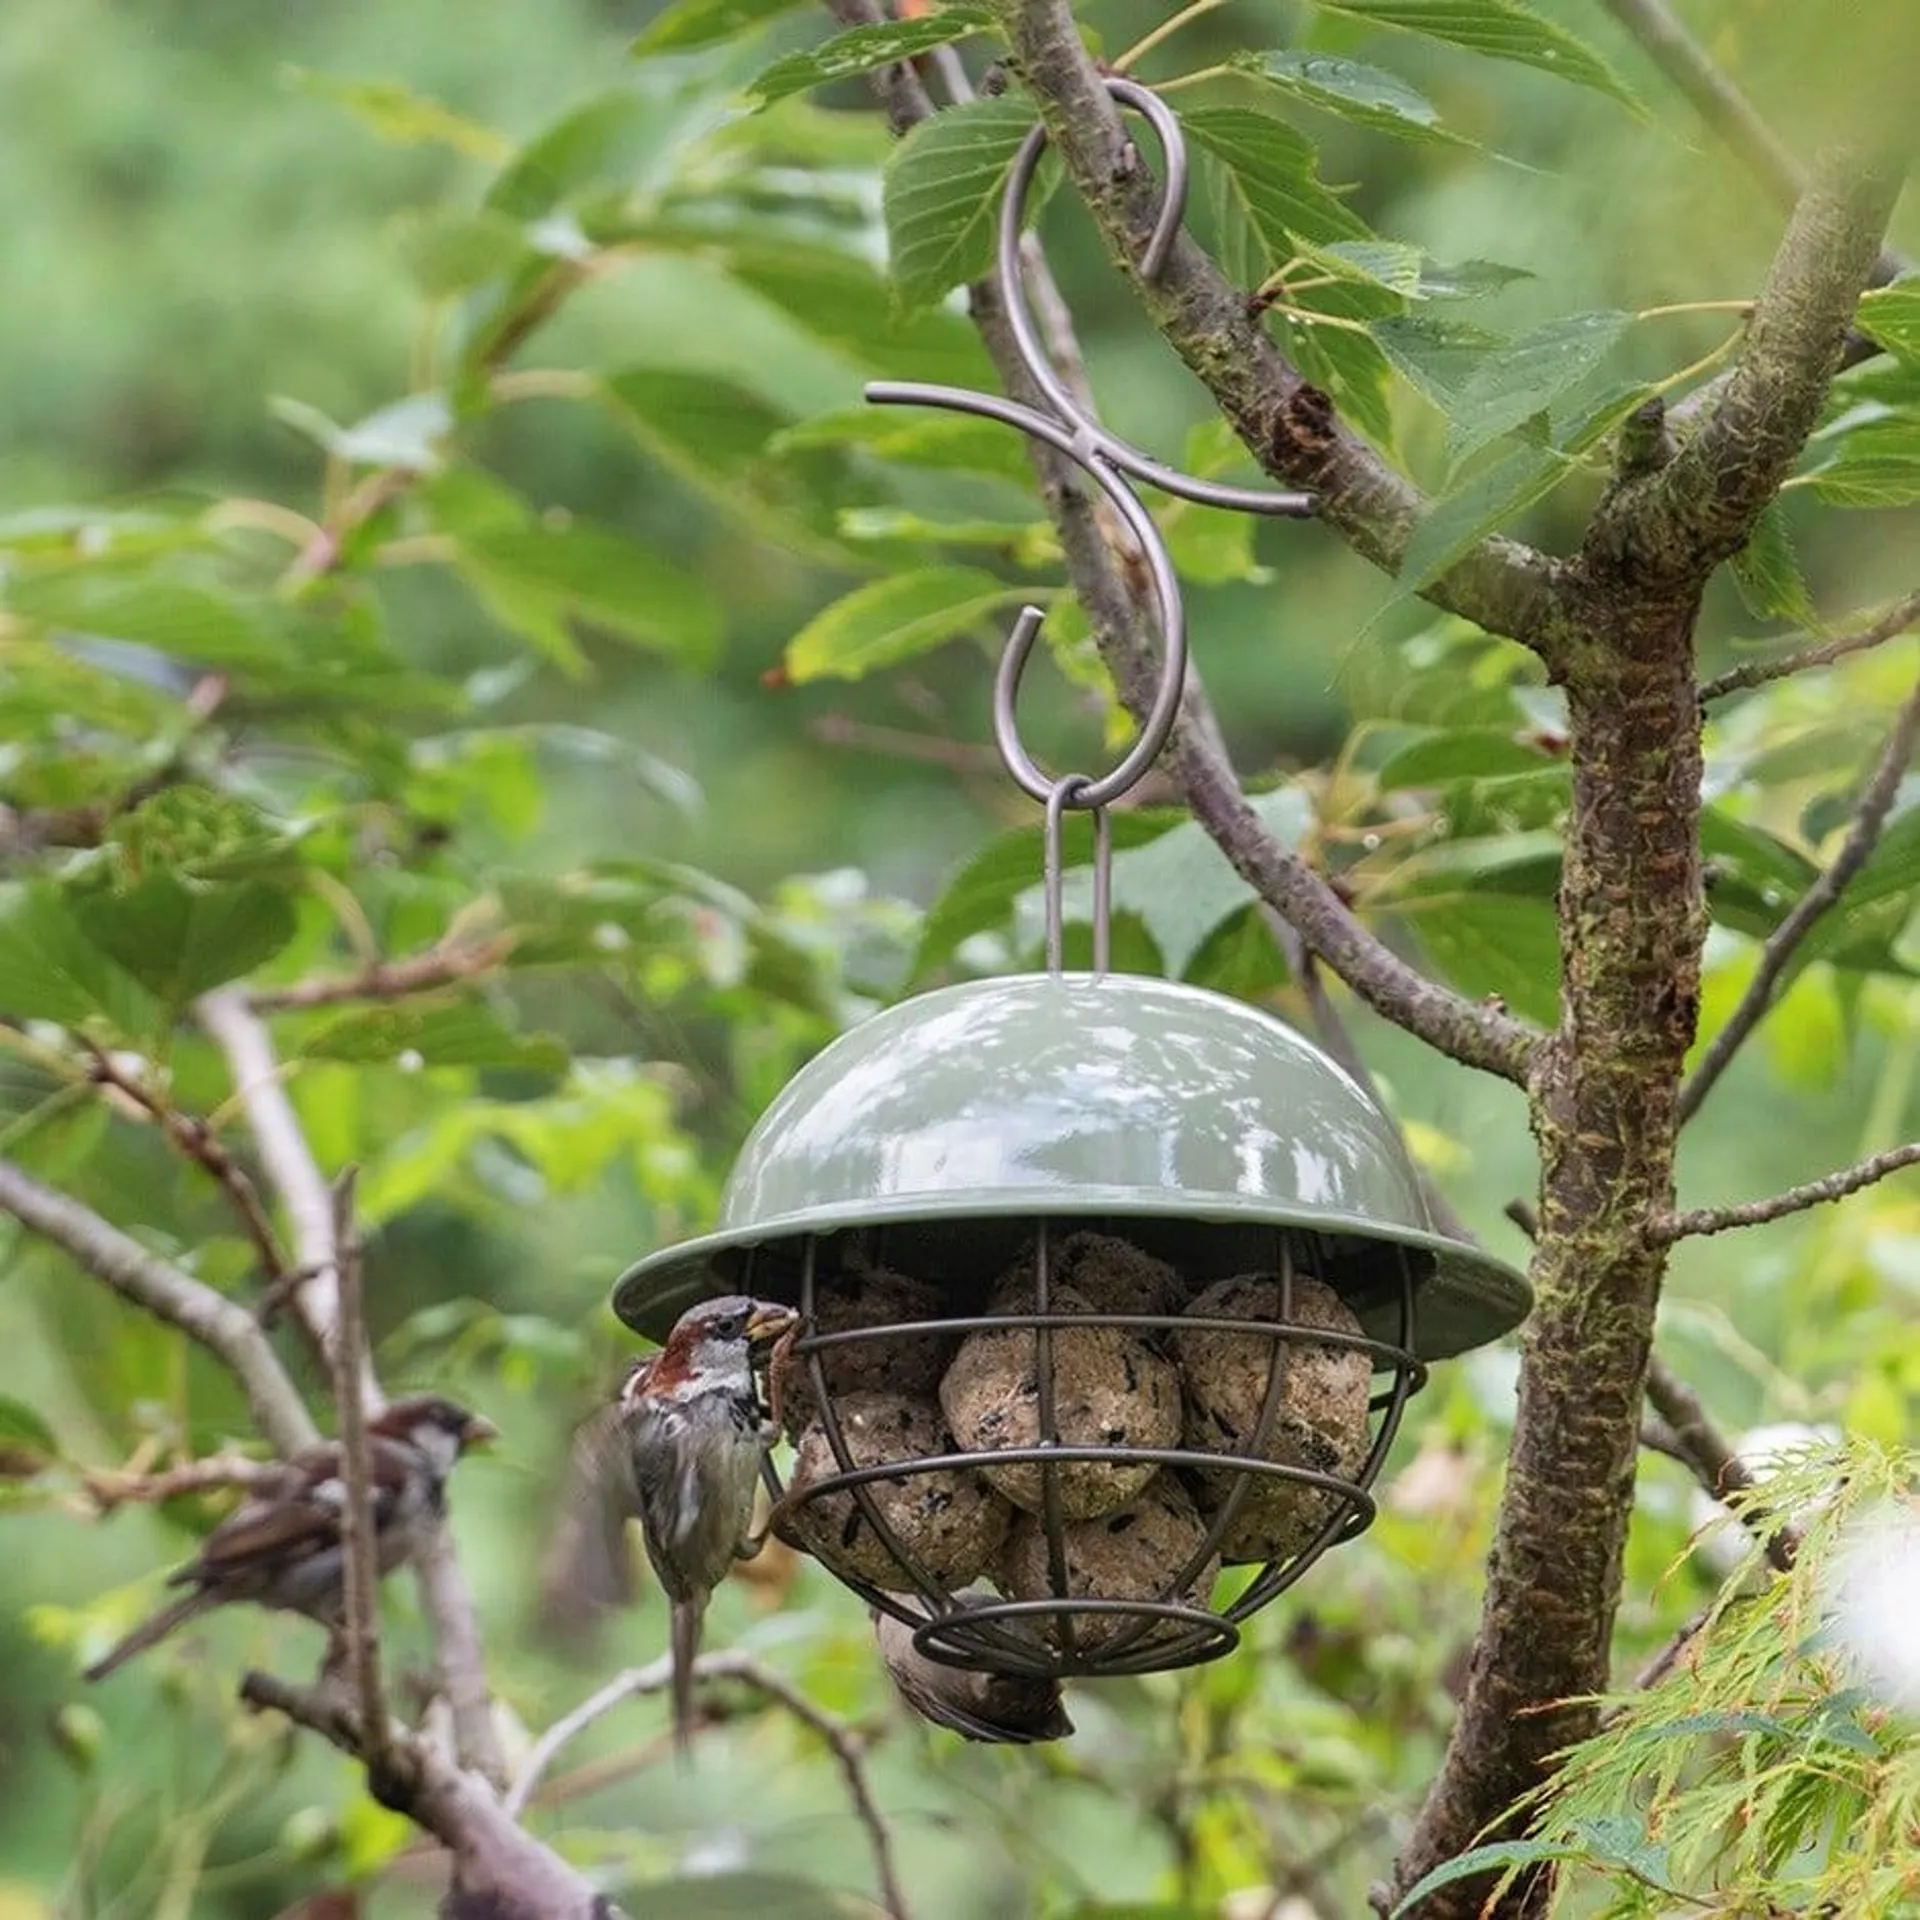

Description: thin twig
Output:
[197,989,505,1784]
[1643,1354,1797,1572]
[0,1157,317,1455]
[79,1454,282,1511]
[1681,674,1920,1122]
[509,1652,910,1918]
[1601,0,1906,289]
[246,937,517,1012]
[1700,590,1920,701]
[328,1167,392,1778]
[79,1043,292,1283]
[1629,1608,1710,1694]
[1653,1140,1920,1240]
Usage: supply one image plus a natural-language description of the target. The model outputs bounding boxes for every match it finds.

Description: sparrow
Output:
[83,1395,497,1683]
[872,1594,1074,1745]
[614,1295,799,1753]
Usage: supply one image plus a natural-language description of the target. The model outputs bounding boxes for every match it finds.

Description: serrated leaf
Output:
[1313,0,1641,112]
[3,574,288,671]
[1392,891,1562,1023]
[782,569,1036,682]
[1854,278,1920,361]
[1801,420,1920,507]
[771,406,1035,483]
[1371,314,1503,408]
[283,71,513,163]
[1186,110,1370,251]
[1376,728,1558,787]
[882,95,1043,313]
[1399,443,1565,590]
[1239,49,1479,148]
[70,879,299,1012]
[1183,903,1291,998]
[1447,310,1630,466]
[633,0,804,55]
[748,7,994,106]
[456,523,724,666]
[0,1396,59,1462]
[301,1001,568,1076]
[1730,499,1817,624]
[0,886,157,1035]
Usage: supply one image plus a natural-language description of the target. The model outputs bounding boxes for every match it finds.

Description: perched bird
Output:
[84,1396,496,1683]
[873,1595,1074,1745]
[615,1295,800,1753]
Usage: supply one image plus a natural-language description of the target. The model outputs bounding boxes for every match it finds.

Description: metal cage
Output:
[741,1221,1427,1679]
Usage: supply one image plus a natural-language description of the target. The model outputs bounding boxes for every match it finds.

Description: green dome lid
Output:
[612,973,1529,1360]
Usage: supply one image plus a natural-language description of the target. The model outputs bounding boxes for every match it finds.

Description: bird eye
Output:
[713,1314,741,1340]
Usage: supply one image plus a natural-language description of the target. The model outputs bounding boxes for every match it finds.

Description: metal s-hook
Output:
[864,75,1316,977]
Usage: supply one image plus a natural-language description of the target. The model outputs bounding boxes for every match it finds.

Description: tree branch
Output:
[246,937,517,1012]
[1641,1355,1797,1572]
[1681,669,1920,1122]
[197,988,506,1784]
[1586,150,1908,585]
[1699,589,1920,701]
[507,1652,910,1919]
[328,1167,393,1779]
[992,0,1573,656]
[1652,1140,1920,1239]
[1601,0,1907,290]
[239,1673,618,1920]
[0,1157,317,1456]
[79,1453,283,1510]
[80,1042,292,1284]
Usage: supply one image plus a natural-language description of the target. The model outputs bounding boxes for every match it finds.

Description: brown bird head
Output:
[376,1395,498,1477]
[636,1296,799,1404]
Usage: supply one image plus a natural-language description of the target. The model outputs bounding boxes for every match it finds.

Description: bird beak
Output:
[745,1303,800,1353]
[460,1413,501,1451]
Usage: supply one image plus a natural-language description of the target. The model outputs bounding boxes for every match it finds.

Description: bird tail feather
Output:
[82,1590,213,1683]
[670,1597,702,1763]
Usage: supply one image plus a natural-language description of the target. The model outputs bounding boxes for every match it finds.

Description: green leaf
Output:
[0,886,158,1035]
[1186,109,1370,252]
[1237,49,1478,147]
[782,568,1037,682]
[329,392,453,470]
[1854,277,1920,362]
[1371,314,1503,409]
[1399,443,1565,590]
[301,1001,568,1076]
[1390,1838,1582,1914]
[882,94,1043,314]
[1392,892,1562,1024]
[283,71,513,162]
[748,7,994,106]
[913,810,1187,979]
[1730,500,1817,625]
[0,1396,59,1463]
[70,879,299,1012]
[455,523,724,667]
[1447,310,1631,466]
[772,406,1035,483]
[1183,903,1290,998]
[1798,805,1920,971]
[1312,0,1642,112]
[3,574,287,671]
[1376,728,1559,787]
[633,0,804,56]
[1801,420,1920,507]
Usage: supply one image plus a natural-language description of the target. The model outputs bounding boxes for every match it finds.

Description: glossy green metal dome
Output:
[612,973,1530,1360]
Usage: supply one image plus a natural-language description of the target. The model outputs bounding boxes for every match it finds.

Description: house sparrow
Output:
[616,1295,798,1753]
[83,1396,496,1683]
[873,1595,1074,1744]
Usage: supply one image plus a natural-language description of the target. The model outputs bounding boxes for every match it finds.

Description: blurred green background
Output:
[1,1,1916,1914]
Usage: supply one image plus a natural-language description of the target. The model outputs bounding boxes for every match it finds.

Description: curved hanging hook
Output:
[993,77,1313,521]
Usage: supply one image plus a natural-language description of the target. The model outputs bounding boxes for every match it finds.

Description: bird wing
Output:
[537,1402,643,1637]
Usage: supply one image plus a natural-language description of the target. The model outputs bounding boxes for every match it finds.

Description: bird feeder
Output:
[612,78,1531,1682]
